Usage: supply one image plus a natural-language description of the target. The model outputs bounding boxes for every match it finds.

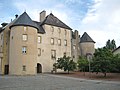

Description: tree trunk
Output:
[68,70,69,74]
[104,72,107,77]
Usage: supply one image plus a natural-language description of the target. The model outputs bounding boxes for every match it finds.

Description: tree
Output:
[91,47,113,77]
[54,55,76,74]
[106,39,116,50]
[111,39,116,50]
[111,54,120,73]
[77,56,88,75]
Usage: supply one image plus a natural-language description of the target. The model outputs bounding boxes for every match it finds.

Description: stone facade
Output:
[0,11,95,75]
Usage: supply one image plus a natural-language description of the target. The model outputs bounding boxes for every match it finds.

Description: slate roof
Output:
[10,12,45,34]
[112,46,120,53]
[33,21,45,34]
[10,12,39,30]
[41,13,72,30]
[80,32,95,43]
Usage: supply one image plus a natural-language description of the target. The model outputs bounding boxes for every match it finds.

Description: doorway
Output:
[37,63,42,73]
[4,65,9,75]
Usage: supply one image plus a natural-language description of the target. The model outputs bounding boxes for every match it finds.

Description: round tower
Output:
[80,32,95,56]
[9,12,38,75]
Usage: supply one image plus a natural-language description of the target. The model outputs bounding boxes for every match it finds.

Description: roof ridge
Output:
[80,32,95,43]
[41,13,72,30]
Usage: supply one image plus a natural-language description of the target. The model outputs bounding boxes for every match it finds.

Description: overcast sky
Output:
[0,0,120,48]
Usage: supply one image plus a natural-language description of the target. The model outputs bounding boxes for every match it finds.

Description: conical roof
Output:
[10,12,39,30]
[41,13,72,30]
[80,32,95,43]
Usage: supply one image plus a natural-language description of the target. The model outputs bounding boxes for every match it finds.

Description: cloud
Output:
[79,0,120,48]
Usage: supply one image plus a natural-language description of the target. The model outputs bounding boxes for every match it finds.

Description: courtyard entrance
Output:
[37,63,42,73]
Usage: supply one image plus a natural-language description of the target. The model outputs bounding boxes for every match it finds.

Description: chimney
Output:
[15,14,18,18]
[1,23,8,27]
[40,10,46,22]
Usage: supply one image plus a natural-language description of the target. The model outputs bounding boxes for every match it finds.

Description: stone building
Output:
[71,31,95,61]
[0,11,95,75]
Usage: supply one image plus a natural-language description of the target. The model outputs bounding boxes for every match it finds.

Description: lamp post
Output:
[87,53,92,78]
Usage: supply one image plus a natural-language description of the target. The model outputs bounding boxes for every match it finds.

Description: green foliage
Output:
[91,47,113,77]
[111,54,120,73]
[77,56,89,72]
[55,55,76,73]
[106,39,116,50]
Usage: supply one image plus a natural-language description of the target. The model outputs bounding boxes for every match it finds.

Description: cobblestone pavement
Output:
[0,74,120,90]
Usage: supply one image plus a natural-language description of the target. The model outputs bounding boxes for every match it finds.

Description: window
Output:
[73,45,75,49]
[38,48,41,56]
[58,28,61,33]
[22,34,27,41]
[22,46,27,54]
[51,50,56,59]
[38,36,42,43]
[23,65,26,71]
[51,38,54,45]
[65,29,67,35]
[64,52,66,56]
[64,40,67,46]
[58,39,61,46]
[51,26,54,33]
[24,26,27,32]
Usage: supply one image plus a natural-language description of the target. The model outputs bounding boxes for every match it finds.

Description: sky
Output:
[0,0,120,48]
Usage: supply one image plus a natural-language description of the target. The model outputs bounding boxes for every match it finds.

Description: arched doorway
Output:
[37,63,42,73]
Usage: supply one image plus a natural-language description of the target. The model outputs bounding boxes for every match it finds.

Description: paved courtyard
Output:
[0,74,120,90]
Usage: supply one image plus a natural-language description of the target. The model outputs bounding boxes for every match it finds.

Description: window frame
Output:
[51,50,56,59]
[24,26,27,32]
[38,48,41,56]
[51,38,54,45]
[64,39,67,46]
[58,39,61,46]
[22,65,26,71]
[22,34,27,41]
[38,36,42,43]
[51,26,54,33]
[22,46,27,54]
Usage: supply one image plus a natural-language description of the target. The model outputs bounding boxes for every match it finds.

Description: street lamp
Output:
[86,53,92,78]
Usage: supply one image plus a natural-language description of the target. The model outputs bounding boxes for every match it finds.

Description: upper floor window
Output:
[51,50,56,59]
[22,34,27,41]
[58,39,61,46]
[65,29,67,35]
[22,46,27,54]
[51,26,54,33]
[51,38,54,45]
[64,39,67,46]
[38,48,41,56]
[38,36,42,43]
[73,45,75,49]
[24,26,27,32]
[58,28,61,33]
